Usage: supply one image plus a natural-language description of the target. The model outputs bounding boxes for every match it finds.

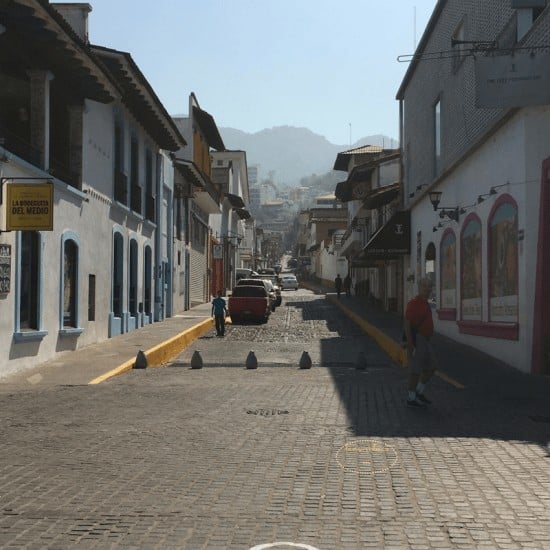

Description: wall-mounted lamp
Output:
[477,183,509,204]
[409,183,428,199]
[429,191,462,222]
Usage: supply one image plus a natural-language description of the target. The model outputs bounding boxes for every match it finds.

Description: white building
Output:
[397,0,550,374]
[0,1,185,375]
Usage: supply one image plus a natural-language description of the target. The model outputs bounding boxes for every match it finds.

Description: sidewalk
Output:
[1,302,215,388]
[302,279,550,400]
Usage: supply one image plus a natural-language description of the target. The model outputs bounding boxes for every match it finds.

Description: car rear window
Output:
[231,286,267,297]
[237,279,264,286]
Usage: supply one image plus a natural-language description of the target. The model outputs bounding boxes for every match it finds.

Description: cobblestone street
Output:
[0,293,549,549]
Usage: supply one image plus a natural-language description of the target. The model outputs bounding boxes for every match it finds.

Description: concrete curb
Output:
[326,295,408,367]
[88,318,215,385]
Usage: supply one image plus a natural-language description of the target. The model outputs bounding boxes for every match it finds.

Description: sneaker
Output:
[406,397,426,408]
[416,393,432,405]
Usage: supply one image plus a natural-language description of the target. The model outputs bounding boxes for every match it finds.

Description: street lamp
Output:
[428,191,462,222]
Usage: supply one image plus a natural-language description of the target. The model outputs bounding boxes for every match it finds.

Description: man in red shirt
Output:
[404,277,437,407]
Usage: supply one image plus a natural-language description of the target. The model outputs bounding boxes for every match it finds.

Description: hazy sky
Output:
[61,1,437,145]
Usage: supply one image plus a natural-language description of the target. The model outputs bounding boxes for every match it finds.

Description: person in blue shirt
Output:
[211,290,228,337]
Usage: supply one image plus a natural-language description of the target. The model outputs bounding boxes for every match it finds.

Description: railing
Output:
[0,123,42,168]
[49,156,80,189]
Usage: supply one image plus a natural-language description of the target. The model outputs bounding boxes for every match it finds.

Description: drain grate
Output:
[247,409,289,417]
[529,415,550,423]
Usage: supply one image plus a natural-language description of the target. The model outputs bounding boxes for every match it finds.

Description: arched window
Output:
[129,239,138,317]
[439,229,457,313]
[62,236,79,328]
[488,195,518,323]
[144,245,152,317]
[113,232,124,317]
[461,214,482,320]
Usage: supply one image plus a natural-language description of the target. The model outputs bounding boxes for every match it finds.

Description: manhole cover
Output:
[247,409,289,417]
[336,439,399,474]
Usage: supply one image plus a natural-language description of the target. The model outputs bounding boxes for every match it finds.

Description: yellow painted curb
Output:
[327,295,464,388]
[327,295,407,367]
[88,317,214,385]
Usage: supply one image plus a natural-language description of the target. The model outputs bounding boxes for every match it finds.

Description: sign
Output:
[6,183,53,231]
[212,244,223,260]
[0,244,11,294]
[475,53,550,108]
[363,210,411,257]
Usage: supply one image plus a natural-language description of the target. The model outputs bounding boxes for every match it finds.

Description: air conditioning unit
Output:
[511,0,546,8]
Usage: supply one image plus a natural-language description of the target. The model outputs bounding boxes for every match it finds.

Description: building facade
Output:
[397,0,550,374]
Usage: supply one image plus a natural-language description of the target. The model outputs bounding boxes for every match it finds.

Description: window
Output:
[129,239,138,317]
[460,215,482,320]
[145,149,155,222]
[62,238,78,328]
[130,136,141,214]
[451,20,466,73]
[88,274,96,322]
[488,195,518,323]
[114,119,127,204]
[434,99,441,176]
[113,232,124,317]
[19,231,39,330]
[144,245,152,317]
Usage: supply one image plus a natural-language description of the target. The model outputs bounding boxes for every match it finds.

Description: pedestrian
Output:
[334,273,343,299]
[343,274,351,297]
[211,290,228,337]
[404,277,437,407]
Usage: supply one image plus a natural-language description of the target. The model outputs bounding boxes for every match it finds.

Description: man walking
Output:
[404,277,437,407]
[211,290,227,337]
[343,274,352,297]
[334,274,343,299]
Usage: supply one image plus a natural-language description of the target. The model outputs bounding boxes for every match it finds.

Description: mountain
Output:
[219,126,397,187]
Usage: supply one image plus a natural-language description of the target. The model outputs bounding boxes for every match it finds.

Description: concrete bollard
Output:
[246,351,258,369]
[191,350,203,369]
[299,350,312,369]
[355,350,368,370]
[134,350,148,369]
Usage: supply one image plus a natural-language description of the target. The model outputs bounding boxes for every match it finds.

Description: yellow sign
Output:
[6,183,53,231]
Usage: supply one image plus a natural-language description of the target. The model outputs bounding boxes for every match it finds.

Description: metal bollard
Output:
[299,350,312,369]
[246,351,258,369]
[191,350,203,369]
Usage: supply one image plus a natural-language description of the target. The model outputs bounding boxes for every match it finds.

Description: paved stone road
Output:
[0,293,548,549]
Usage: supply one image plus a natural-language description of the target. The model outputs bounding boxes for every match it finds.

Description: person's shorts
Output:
[408,333,437,374]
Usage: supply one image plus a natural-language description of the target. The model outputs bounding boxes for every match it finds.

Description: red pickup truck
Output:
[228,285,271,324]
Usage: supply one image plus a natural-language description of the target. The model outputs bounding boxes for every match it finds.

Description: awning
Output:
[225,193,245,208]
[173,158,205,188]
[362,210,410,258]
[362,182,400,210]
[235,208,251,220]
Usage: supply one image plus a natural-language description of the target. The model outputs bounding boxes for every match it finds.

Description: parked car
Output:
[281,274,299,290]
[250,275,282,306]
[236,268,259,281]
[237,278,277,311]
[228,285,270,324]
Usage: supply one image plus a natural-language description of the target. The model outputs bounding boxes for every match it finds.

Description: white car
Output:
[281,274,299,290]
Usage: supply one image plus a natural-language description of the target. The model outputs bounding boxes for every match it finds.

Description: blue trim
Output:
[14,330,48,343]
[59,328,84,337]
[14,231,45,335]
